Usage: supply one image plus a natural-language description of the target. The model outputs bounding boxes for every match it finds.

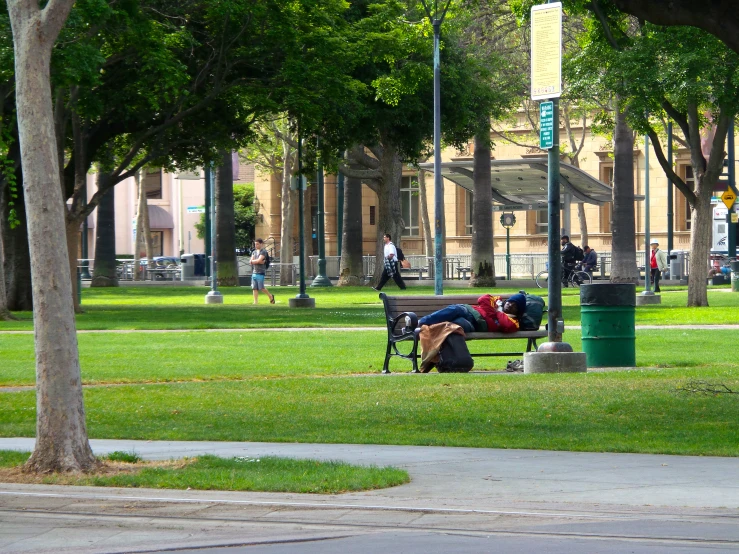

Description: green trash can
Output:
[731,261,739,292]
[580,283,636,367]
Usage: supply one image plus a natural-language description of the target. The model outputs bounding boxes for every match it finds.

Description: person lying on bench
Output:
[417,293,526,334]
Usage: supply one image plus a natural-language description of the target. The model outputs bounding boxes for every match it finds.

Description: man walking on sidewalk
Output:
[373,233,406,291]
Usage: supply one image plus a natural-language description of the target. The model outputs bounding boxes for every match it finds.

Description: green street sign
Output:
[540,101,554,150]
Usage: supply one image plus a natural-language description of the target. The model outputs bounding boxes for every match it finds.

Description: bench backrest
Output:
[381,293,514,319]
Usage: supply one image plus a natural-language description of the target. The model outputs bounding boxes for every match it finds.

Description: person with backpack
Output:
[373,233,407,291]
[560,235,582,286]
[249,238,275,305]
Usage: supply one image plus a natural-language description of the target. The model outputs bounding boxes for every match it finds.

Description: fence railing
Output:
[80,249,693,283]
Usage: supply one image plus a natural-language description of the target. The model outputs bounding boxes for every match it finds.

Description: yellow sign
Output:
[721,188,737,209]
[531,2,562,100]
[732,212,738,224]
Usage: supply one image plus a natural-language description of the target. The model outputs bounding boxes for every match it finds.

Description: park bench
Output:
[380,293,548,373]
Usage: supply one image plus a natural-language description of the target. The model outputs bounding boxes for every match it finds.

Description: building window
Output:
[535,209,548,234]
[144,168,162,199]
[400,176,420,236]
[674,165,694,232]
[464,190,473,235]
[600,165,613,233]
[369,205,376,225]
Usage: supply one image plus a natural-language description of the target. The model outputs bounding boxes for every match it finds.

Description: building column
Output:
[324,173,338,255]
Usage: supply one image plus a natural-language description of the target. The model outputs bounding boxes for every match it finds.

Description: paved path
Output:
[1,439,738,553]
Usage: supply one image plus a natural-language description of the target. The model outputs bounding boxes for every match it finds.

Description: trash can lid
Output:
[580,282,636,306]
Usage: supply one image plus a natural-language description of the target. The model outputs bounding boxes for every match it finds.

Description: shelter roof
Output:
[419,159,622,210]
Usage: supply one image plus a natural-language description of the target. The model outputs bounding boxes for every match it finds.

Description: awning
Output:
[147,205,174,229]
[419,159,638,210]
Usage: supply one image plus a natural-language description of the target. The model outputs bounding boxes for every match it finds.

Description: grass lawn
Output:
[2,285,738,458]
[0,328,736,387]
[1,329,737,456]
[0,451,409,493]
[0,284,736,331]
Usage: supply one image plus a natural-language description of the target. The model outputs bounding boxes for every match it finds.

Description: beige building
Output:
[252,118,726,259]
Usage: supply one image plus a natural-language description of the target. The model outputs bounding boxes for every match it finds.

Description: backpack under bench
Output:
[379,293,548,373]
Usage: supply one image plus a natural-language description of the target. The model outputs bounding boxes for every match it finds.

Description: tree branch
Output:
[646,126,695,204]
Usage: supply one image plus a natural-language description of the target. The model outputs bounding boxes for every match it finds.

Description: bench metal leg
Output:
[410,337,420,373]
[382,341,392,374]
[527,338,538,352]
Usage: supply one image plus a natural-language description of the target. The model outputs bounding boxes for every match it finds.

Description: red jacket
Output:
[472,295,521,333]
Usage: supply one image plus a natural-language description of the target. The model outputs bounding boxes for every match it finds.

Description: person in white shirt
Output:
[373,233,406,291]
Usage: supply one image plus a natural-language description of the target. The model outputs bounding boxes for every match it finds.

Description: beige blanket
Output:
[419,322,465,373]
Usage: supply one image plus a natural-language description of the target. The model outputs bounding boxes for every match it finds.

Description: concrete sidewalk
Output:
[1,439,738,553]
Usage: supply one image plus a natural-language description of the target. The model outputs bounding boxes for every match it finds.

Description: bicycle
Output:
[535,263,593,289]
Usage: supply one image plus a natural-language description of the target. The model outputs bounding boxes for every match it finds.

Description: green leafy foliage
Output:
[195,183,256,250]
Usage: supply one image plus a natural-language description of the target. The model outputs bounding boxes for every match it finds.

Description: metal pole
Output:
[205,164,222,303]
[210,166,218,291]
[312,140,332,287]
[547,97,562,342]
[297,129,308,299]
[432,19,444,296]
[667,122,674,254]
[506,227,511,280]
[727,120,736,258]
[644,135,653,293]
[204,166,212,278]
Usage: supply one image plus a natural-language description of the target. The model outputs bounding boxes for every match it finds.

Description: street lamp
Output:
[500,212,516,280]
[420,0,453,296]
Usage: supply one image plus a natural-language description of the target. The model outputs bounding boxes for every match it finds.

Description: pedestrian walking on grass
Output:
[250,238,275,305]
[373,233,406,291]
[650,239,668,293]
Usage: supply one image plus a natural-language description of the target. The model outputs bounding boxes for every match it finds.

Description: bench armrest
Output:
[388,311,419,338]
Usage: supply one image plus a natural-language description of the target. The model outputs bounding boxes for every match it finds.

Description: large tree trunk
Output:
[418,169,433,279]
[470,132,496,287]
[65,217,82,313]
[0,199,15,319]
[577,203,589,247]
[133,171,146,280]
[0,171,17,319]
[371,144,404,285]
[216,150,239,286]
[8,0,96,473]
[2,168,33,311]
[279,142,295,286]
[687,188,713,306]
[0,238,14,320]
[142,175,154,267]
[303,182,313,259]
[610,102,638,283]
[91,173,118,287]
[338,175,364,286]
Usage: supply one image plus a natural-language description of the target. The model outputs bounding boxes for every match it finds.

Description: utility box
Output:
[180,254,195,280]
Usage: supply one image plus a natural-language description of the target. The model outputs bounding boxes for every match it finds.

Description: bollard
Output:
[580,283,636,367]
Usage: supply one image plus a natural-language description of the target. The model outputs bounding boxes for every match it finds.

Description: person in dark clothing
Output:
[582,245,597,274]
[373,233,406,291]
[560,235,577,285]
